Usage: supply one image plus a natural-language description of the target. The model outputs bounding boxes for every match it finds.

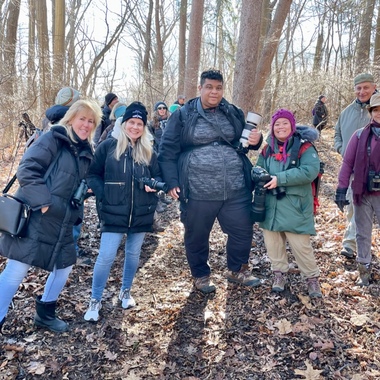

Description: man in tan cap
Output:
[334,73,377,259]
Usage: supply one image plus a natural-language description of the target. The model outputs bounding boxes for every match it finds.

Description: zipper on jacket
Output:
[128,157,134,227]
[105,181,125,186]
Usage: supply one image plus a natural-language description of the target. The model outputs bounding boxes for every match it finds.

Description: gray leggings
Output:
[354,194,380,264]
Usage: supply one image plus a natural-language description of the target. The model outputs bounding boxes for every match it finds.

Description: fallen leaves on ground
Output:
[1,128,380,379]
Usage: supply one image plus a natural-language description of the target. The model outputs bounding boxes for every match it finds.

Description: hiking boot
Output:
[306,277,322,298]
[272,271,287,292]
[356,263,371,287]
[84,299,102,322]
[340,247,355,259]
[227,264,261,287]
[119,289,136,309]
[194,276,216,294]
[156,201,166,213]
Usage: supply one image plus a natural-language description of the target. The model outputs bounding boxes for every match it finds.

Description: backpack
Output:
[261,133,324,215]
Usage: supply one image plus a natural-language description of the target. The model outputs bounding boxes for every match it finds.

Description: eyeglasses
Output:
[157,107,167,110]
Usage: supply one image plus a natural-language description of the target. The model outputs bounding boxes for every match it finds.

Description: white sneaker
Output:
[119,289,136,309]
[84,299,102,321]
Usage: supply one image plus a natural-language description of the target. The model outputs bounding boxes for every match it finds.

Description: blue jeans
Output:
[91,232,146,301]
[0,259,72,321]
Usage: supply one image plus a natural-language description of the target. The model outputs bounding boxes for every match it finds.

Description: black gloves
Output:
[335,188,349,212]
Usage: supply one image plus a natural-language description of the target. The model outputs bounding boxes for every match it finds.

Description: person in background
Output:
[93,92,119,146]
[0,99,102,333]
[98,102,127,145]
[312,95,328,132]
[148,101,172,213]
[84,102,162,322]
[173,94,186,107]
[335,93,380,286]
[256,109,322,298]
[334,73,376,259]
[42,86,81,130]
[169,104,181,114]
[158,69,263,294]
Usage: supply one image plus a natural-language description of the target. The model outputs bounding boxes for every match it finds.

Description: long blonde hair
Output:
[114,120,153,165]
[60,99,102,143]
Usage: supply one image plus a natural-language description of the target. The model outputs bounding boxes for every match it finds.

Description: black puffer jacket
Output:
[87,137,161,233]
[0,126,93,271]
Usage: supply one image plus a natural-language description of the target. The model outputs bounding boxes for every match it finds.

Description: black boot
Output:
[34,295,68,333]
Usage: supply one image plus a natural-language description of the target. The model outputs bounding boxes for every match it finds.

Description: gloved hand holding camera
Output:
[334,187,349,212]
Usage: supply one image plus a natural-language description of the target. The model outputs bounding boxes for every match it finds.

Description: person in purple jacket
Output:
[335,93,380,286]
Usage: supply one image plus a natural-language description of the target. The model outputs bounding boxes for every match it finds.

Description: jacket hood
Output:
[296,125,319,143]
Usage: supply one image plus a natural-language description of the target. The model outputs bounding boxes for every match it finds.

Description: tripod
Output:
[3,113,42,193]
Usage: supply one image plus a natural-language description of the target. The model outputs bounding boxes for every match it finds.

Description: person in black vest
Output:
[158,69,263,294]
[93,92,119,146]
[0,99,102,333]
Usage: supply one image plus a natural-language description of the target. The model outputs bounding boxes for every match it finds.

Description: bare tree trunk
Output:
[374,4,380,73]
[27,0,37,101]
[177,0,187,96]
[1,0,20,148]
[35,0,52,108]
[184,0,204,99]
[252,0,292,111]
[53,0,65,94]
[232,0,263,113]
[154,0,164,95]
[356,0,376,72]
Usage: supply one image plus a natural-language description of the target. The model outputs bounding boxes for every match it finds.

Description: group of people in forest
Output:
[0,69,378,332]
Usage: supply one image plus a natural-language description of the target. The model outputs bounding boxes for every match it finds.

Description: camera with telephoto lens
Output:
[237,112,263,152]
[71,179,88,208]
[251,167,272,222]
[367,170,380,192]
[140,177,168,193]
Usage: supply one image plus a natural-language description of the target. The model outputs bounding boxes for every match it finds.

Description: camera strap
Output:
[3,149,62,194]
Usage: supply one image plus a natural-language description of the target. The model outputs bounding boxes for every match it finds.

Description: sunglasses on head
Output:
[157,106,167,110]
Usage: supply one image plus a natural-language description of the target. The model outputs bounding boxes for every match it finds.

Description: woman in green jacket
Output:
[256,109,322,298]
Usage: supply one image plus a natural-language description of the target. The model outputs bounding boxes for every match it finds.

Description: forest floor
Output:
[0,127,380,380]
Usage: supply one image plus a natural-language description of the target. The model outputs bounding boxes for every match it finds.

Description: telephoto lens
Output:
[239,111,262,148]
[251,167,272,222]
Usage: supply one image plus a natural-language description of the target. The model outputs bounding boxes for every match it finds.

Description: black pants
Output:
[180,196,253,278]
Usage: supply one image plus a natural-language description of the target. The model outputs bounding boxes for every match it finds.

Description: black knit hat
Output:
[154,101,167,111]
[105,92,117,106]
[122,101,148,125]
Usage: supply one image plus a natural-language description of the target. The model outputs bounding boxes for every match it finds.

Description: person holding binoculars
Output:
[335,93,380,286]
[84,101,163,322]
[255,109,322,298]
[0,99,102,332]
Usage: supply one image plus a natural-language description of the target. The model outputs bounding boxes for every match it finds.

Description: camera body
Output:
[251,167,272,222]
[239,111,262,149]
[72,179,88,208]
[270,186,287,200]
[140,177,168,193]
[368,171,380,192]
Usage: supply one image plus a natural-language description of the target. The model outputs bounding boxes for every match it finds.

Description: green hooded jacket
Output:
[255,127,320,235]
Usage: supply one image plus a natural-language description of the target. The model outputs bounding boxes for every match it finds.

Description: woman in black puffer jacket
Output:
[84,102,162,322]
[0,99,102,333]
